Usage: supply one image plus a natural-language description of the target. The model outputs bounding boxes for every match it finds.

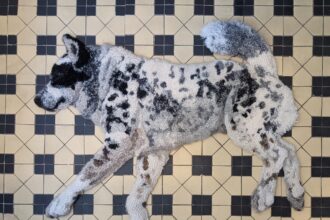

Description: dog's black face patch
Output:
[50,63,89,88]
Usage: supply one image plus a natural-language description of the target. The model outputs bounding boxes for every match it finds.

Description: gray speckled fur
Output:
[34,21,304,219]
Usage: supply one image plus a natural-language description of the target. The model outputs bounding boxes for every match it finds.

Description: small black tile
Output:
[115,0,135,15]
[73,194,93,215]
[192,155,212,176]
[35,115,55,135]
[0,35,17,54]
[193,35,212,56]
[271,196,291,217]
[0,74,16,94]
[231,196,251,216]
[74,154,93,174]
[162,155,173,175]
[35,75,50,93]
[77,35,96,45]
[311,157,330,177]
[115,35,135,52]
[312,197,330,217]
[37,0,57,16]
[114,158,133,175]
[314,0,330,15]
[312,117,330,137]
[34,154,54,175]
[273,36,293,56]
[274,0,293,16]
[152,195,173,215]
[74,115,95,135]
[192,195,212,215]
[194,0,214,15]
[232,156,252,176]
[0,0,18,15]
[154,35,174,55]
[0,154,14,174]
[33,194,53,215]
[279,76,292,89]
[113,194,128,215]
[0,193,14,213]
[76,0,96,16]
[234,0,254,16]
[0,114,15,134]
[37,36,57,55]
[313,36,330,56]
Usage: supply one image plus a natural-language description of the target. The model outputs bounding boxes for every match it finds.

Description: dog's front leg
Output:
[46,132,134,218]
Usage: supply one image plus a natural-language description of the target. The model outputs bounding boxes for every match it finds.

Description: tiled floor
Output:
[0,0,329,219]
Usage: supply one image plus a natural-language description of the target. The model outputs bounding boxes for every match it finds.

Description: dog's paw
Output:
[287,185,305,211]
[251,189,274,212]
[45,194,74,218]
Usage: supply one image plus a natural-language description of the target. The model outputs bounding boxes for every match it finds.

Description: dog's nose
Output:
[34,96,43,108]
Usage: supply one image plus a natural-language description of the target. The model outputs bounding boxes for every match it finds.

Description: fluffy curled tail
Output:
[201,20,277,77]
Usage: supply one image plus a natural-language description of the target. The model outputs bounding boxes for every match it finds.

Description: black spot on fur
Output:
[142,202,147,208]
[123,112,129,118]
[160,82,167,88]
[109,143,119,149]
[50,63,89,87]
[242,113,248,118]
[153,93,180,116]
[233,104,238,112]
[215,61,224,75]
[179,67,185,84]
[118,101,130,109]
[137,88,148,99]
[226,62,234,72]
[126,63,135,72]
[108,93,118,101]
[259,101,265,109]
[260,133,269,149]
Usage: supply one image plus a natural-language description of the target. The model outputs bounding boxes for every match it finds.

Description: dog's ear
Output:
[62,34,90,68]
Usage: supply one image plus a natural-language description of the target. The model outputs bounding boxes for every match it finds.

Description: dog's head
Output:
[34,34,90,112]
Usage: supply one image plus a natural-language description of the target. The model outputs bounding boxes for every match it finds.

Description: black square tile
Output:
[312,117,330,137]
[311,156,330,177]
[0,0,18,15]
[155,1,175,15]
[274,0,293,16]
[113,194,128,215]
[35,75,50,93]
[314,0,330,15]
[114,158,133,175]
[115,35,135,52]
[193,35,212,56]
[37,35,57,55]
[0,35,17,54]
[75,115,95,135]
[77,35,96,45]
[313,36,330,56]
[34,154,54,175]
[73,194,93,215]
[0,114,15,134]
[271,196,291,217]
[231,196,251,216]
[312,76,330,96]
[234,0,254,16]
[0,193,14,213]
[232,156,252,176]
[152,195,173,215]
[162,155,173,175]
[37,0,57,16]
[0,154,14,174]
[192,195,212,215]
[76,0,96,16]
[312,197,330,217]
[116,0,135,15]
[273,36,293,56]
[279,76,292,89]
[35,115,55,135]
[154,35,174,55]
[74,154,94,174]
[194,0,214,15]
[0,74,16,94]
[33,194,53,214]
[192,155,212,176]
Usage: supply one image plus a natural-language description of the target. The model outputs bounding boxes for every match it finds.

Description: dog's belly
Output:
[143,97,226,149]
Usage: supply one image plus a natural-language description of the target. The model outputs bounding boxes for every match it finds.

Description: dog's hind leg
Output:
[278,138,305,210]
[126,150,170,220]
[45,132,134,218]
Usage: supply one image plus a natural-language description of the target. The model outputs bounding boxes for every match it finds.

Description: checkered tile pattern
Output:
[0,0,329,219]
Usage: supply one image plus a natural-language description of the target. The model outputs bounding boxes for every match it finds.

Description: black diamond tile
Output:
[311,156,330,177]
[37,0,57,16]
[73,194,93,215]
[35,115,55,135]
[0,35,17,55]
[37,35,56,55]
[154,35,174,55]
[0,0,18,15]
[34,154,54,175]
[152,195,173,215]
[312,197,330,217]
[0,74,16,94]
[192,155,212,176]
[312,76,330,96]
[0,154,14,174]
[232,156,252,176]
[114,158,133,175]
[113,194,128,215]
[271,196,291,217]
[0,193,14,213]
[115,35,134,52]
[75,115,95,135]
[33,194,53,215]
[273,36,293,56]
[192,195,212,215]
[74,154,94,174]
[0,114,15,134]
[231,196,251,216]
[35,75,50,94]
